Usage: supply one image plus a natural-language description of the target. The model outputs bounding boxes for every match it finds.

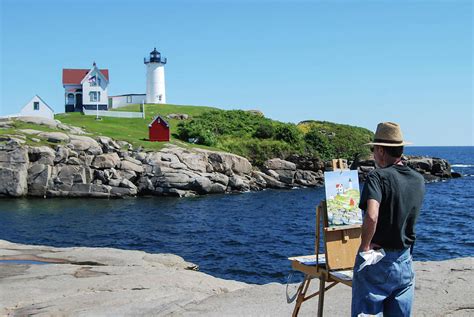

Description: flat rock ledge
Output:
[0,240,472,316]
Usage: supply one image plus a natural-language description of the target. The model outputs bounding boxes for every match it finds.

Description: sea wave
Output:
[452,164,474,168]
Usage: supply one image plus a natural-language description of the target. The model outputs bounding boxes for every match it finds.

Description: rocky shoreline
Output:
[0,118,460,198]
[0,240,472,316]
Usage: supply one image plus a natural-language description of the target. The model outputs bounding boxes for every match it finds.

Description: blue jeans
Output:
[351,248,415,317]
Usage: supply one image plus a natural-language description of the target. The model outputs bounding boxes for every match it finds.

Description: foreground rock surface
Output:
[0,240,472,316]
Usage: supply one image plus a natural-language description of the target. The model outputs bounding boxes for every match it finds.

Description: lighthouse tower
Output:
[144,48,167,104]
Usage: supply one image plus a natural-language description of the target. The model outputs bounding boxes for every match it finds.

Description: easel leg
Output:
[292,275,312,317]
[317,277,326,317]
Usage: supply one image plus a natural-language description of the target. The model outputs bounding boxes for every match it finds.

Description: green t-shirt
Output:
[359,164,425,250]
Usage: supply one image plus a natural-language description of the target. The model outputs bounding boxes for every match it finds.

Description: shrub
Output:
[253,121,275,139]
[274,123,302,144]
[177,121,217,146]
[304,128,335,161]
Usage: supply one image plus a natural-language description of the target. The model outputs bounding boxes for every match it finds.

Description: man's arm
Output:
[359,199,380,252]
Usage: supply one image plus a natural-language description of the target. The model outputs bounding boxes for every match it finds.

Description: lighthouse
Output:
[144,47,167,104]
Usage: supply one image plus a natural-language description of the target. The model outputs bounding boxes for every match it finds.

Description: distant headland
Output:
[0,104,460,198]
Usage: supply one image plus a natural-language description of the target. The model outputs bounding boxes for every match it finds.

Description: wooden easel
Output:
[289,159,362,317]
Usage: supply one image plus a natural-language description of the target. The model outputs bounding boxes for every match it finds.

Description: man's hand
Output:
[359,243,382,253]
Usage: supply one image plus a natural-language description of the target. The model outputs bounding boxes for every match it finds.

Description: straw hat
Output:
[365,122,412,147]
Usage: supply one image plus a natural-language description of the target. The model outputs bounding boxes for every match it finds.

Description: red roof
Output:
[62,68,109,85]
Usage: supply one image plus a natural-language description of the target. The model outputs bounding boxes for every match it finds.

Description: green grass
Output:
[55,103,219,151]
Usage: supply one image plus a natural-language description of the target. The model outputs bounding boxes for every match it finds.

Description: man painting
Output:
[352,122,425,316]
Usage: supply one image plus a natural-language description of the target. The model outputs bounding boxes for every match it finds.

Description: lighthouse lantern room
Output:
[144,47,167,104]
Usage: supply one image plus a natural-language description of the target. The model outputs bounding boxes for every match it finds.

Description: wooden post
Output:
[315,205,321,267]
[317,275,326,317]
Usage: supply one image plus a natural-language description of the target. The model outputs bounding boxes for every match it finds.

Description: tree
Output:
[304,128,335,160]
[253,121,275,139]
[274,124,302,144]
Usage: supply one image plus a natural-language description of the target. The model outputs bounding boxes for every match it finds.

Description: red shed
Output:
[148,116,170,142]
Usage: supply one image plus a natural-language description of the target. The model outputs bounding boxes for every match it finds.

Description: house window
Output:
[89,91,101,102]
[33,102,40,111]
[127,96,132,103]
[67,94,74,104]
[89,75,100,86]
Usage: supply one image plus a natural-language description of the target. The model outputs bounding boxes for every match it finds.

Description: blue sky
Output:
[1,0,472,146]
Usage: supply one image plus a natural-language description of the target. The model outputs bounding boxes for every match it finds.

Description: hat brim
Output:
[364,141,412,147]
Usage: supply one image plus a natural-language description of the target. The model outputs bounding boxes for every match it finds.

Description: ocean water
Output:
[0,146,472,284]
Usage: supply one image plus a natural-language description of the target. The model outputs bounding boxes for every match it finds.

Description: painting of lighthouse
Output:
[324,170,362,227]
[144,47,167,104]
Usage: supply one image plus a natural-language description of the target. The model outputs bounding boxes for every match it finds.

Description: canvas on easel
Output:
[321,168,362,271]
[323,170,362,227]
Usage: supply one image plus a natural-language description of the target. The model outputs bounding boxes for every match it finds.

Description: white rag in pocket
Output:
[357,249,386,272]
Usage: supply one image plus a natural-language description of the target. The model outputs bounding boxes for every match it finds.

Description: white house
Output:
[19,95,54,120]
[63,62,109,112]
[108,94,146,109]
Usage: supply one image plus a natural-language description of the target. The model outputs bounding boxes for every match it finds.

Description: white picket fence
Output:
[83,109,144,119]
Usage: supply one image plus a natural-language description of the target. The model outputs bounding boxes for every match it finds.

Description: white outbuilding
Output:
[19,95,54,120]
[108,94,146,109]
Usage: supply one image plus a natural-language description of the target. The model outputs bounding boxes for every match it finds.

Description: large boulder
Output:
[286,154,325,172]
[92,153,121,169]
[228,175,250,191]
[68,135,102,155]
[263,159,296,184]
[264,158,296,171]
[431,158,451,178]
[153,170,200,190]
[110,186,137,197]
[191,176,213,194]
[16,116,59,129]
[207,152,233,174]
[294,170,324,187]
[97,136,120,152]
[204,150,252,175]
[145,152,185,166]
[166,113,189,120]
[37,132,70,143]
[117,170,137,182]
[0,147,29,163]
[272,169,296,184]
[168,148,210,173]
[54,165,90,186]
[251,171,267,189]
[0,147,29,196]
[18,129,42,135]
[407,158,433,172]
[136,176,154,193]
[0,165,28,196]
[54,146,70,164]
[154,187,196,198]
[135,152,147,162]
[230,154,252,175]
[203,173,229,186]
[253,171,286,189]
[120,179,138,191]
[119,160,144,173]
[28,146,56,165]
[27,163,52,196]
